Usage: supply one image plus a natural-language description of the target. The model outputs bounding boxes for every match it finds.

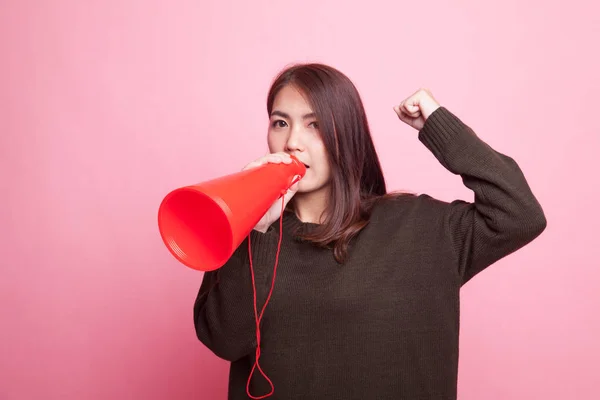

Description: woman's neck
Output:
[291,190,329,224]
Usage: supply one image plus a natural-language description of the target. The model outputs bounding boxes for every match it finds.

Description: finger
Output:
[243,162,260,171]
[406,110,421,119]
[402,101,421,116]
[281,182,299,208]
[395,102,419,118]
[397,107,419,121]
[243,156,276,170]
[283,174,301,194]
[270,152,292,163]
[395,105,410,117]
[245,152,293,170]
[278,152,293,163]
[265,154,285,164]
[394,107,412,124]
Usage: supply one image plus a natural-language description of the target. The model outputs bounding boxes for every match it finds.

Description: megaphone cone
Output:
[157,155,306,271]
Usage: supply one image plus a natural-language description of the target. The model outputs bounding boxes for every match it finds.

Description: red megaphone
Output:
[157,156,306,271]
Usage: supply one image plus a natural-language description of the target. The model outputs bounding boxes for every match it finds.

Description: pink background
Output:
[1,1,598,399]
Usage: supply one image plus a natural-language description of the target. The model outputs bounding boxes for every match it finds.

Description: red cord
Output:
[246,195,285,399]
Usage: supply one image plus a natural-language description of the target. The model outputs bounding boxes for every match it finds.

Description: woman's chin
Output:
[295,181,330,196]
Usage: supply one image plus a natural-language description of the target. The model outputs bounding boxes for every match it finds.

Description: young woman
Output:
[193,63,547,400]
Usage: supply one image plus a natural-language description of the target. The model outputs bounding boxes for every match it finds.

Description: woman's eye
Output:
[309,121,319,128]
[272,120,287,128]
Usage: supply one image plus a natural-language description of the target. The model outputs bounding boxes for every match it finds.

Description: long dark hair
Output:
[267,63,411,263]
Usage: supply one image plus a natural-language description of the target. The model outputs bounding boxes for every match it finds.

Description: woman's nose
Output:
[285,128,304,152]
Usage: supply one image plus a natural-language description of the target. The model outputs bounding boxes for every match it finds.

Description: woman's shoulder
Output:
[369,191,454,223]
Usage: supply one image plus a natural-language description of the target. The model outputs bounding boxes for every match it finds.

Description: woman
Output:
[194,63,547,400]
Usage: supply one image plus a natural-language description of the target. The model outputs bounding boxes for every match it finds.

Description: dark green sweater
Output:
[193,107,547,399]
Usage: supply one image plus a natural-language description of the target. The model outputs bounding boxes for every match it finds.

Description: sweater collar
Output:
[281,209,320,236]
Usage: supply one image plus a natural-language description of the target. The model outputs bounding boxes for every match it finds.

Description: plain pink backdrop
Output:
[1,0,598,399]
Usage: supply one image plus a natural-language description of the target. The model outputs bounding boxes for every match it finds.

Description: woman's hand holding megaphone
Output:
[243,152,302,233]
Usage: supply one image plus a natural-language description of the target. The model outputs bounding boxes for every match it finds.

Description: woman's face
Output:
[267,85,331,195]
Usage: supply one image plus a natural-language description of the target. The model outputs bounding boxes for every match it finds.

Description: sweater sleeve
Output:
[193,227,280,361]
[418,107,547,285]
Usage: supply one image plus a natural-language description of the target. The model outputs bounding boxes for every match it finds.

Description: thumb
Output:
[394,106,410,124]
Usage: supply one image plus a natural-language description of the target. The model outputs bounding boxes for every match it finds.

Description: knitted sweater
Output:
[193,107,547,400]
